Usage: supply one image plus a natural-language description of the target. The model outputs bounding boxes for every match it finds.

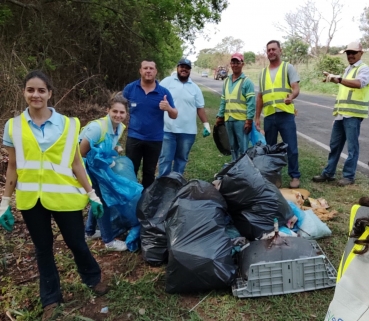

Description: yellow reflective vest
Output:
[9,114,89,211]
[81,115,125,144]
[224,77,247,121]
[334,63,369,118]
[337,205,369,282]
[260,61,294,117]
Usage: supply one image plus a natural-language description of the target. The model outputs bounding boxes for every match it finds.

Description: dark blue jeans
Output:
[225,120,250,162]
[21,200,101,308]
[158,132,196,176]
[264,112,300,178]
[322,117,362,180]
[125,137,162,189]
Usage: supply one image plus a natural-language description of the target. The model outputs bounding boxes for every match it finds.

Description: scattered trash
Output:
[297,209,332,239]
[100,307,108,314]
[233,238,337,298]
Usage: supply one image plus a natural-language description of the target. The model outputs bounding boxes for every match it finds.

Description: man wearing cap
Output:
[312,41,369,186]
[215,52,256,162]
[158,58,211,176]
[123,60,177,188]
[255,40,301,189]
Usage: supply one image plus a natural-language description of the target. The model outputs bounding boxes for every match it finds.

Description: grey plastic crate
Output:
[232,241,337,298]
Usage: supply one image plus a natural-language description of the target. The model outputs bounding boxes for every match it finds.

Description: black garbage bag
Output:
[217,154,293,241]
[246,142,288,188]
[136,172,187,266]
[213,123,231,156]
[165,180,237,294]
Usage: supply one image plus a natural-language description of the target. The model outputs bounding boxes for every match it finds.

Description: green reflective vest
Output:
[334,63,369,118]
[224,77,247,121]
[260,61,294,117]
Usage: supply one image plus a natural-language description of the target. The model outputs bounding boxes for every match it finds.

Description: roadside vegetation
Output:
[1,87,369,321]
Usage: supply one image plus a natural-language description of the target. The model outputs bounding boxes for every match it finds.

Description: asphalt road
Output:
[191,72,369,173]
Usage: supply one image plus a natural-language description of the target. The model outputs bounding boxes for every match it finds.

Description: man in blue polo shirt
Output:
[158,58,210,177]
[123,60,177,188]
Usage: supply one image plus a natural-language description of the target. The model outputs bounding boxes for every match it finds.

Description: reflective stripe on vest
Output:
[337,205,369,282]
[334,63,369,118]
[224,77,247,121]
[10,114,89,211]
[260,61,294,117]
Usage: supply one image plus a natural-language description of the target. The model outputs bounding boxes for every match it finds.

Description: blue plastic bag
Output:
[249,122,266,146]
[86,136,143,252]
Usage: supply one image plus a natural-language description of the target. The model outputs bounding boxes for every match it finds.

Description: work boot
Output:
[42,303,59,321]
[289,178,300,189]
[337,178,355,186]
[91,280,109,296]
[312,174,336,183]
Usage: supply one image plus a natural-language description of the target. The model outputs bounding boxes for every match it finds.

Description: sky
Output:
[186,0,368,60]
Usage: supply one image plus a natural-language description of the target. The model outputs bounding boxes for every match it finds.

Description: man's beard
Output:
[177,73,189,82]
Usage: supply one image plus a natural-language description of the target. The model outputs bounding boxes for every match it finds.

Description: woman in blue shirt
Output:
[79,93,128,251]
[0,70,107,320]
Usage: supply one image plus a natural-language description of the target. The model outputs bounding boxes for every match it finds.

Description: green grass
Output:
[1,86,369,320]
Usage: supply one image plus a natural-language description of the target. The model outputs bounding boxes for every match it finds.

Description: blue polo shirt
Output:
[3,107,65,152]
[123,79,175,141]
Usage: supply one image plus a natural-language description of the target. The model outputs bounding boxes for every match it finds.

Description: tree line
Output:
[0,0,228,116]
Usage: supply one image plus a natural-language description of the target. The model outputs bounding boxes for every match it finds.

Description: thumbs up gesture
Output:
[159,95,170,111]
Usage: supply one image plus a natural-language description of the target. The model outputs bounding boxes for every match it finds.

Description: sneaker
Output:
[105,240,127,251]
[42,303,60,321]
[91,280,109,296]
[85,230,101,241]
[312,174,336,183]
[289,178,300,189]
[337,178,355,186]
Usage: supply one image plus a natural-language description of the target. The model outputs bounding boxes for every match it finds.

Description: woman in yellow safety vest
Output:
[0,70,107,321]
[79,92,128,251]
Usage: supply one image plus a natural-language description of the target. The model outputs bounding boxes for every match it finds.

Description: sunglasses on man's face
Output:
[346,51,359,55]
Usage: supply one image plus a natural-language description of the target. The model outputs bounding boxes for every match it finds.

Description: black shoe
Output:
[337,178,355,186]
[312,174,336,183]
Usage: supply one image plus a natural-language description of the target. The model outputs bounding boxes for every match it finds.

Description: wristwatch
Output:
[338,77,342,83]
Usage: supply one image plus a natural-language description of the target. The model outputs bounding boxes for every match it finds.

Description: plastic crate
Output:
[232,241,337,298]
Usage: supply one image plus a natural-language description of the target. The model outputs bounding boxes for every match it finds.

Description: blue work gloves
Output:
[202,122,211,137]
[87,190,104,219]
[0,196,14,231]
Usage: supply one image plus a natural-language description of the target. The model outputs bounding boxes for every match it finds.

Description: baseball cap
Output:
[177,58,192,68]
[344,42,363,52]
[231,53,244,62]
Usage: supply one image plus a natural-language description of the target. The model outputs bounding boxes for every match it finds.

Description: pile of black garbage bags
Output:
[136,142,293,294]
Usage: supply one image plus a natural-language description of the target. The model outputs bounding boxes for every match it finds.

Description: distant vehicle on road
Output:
[214,66,228,80]
[201,71,208,77]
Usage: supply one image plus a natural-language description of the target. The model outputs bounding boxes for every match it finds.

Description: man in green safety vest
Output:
[215,53,256,161]
[313,41,369,186]
[255,40,301,189]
